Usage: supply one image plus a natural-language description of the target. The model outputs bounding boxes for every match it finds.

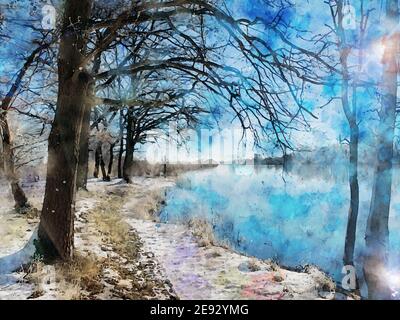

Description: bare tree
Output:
[1,39,51,209]
[122,95,206,183]
[326,0,372,271]
[38,0,93,260]
[37,0,330,259]
[363,0,399,300]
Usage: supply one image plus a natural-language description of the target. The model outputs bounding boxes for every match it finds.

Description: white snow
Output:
[0,183,38,299]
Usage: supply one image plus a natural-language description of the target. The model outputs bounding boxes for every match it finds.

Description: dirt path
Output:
[0,179,176,300]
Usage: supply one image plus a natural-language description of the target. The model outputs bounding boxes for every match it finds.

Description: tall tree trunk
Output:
[99,144,109,181]
[363,0,398,300]
[344,124,359,266]
[1,114,29,209]
[93,143,101,178]
[76,53,101,190]
[117,109,124,179]
[337,0,360,269]
[38,0,93,260]
[94,142,109,181]
[118,139,124,179]
[123,110,134,183]
[0,44,48,210]
[0,148,4,172]
[76,103,91,190]
[108,142,116,177]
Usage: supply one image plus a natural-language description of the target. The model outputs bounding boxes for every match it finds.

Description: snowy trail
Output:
[125,218,334,300]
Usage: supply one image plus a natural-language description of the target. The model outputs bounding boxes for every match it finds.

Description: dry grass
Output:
[304,265,336,293]
[264,259,280,272]
[55,253,103,299]
[86,193,175,300]
[24,255,46,298]
[187,217,217,247]
[25,252,103,300]
[90,195,140,257]
[247,259,261,272]
[19,206,40,219]
[131,189,166,220]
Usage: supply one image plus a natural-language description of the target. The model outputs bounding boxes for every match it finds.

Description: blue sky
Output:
[1,0,393,161]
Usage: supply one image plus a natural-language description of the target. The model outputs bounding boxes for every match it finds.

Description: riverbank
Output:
[121,177,343,300]
[0,177,350,300]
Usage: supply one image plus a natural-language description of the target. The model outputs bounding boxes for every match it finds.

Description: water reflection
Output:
[160,164,400,284]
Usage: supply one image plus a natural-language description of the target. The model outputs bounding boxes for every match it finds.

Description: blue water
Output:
[160,165,400,284]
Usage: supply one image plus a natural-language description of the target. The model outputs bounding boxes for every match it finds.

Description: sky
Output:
[0,0,394,164]
[143,0,390,162]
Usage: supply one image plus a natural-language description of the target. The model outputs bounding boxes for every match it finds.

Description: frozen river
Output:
[160,164,400,285]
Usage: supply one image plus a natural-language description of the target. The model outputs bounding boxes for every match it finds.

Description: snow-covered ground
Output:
[0,178,176,300]
[0,176,346,300]
[0,182,39,299]
[125,218,336,300]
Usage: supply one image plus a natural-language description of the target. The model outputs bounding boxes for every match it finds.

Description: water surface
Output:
[160,164,400,285]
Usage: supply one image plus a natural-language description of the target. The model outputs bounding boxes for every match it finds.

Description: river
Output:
[160,164,400,288]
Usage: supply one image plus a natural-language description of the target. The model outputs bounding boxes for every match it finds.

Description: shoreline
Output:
[121,176,349,300]
[0,176,356,300]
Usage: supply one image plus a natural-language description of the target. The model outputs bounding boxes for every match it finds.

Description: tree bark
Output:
[336,0,360,269]
[94,142,109,181]
[108,142,116,177]
[38,0,93,260]
[99,144,109,181]
[1,114,29,209]
[76,103,91,190]
[123,110,134,183]
[117,109,124,179]
[93,143,101,178]
[76,53,101,190]
[344,124,359,266]
[363,0,398,300]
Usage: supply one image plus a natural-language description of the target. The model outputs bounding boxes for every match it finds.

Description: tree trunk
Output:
[100,144,109,181]
[76,53,101,190]
[38,0,93,260]
[123,110,134,183]
[108,142,115,177]
[344,124,359,266]
[76,103,90,190]
[0,43,49,206]
[337,0,360,270]
[1,114,29,209]
[117,109,124,179]
[94,143,100,178]
[363,0,398,300]
[118,139,124,179]
[94,142,109,181]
